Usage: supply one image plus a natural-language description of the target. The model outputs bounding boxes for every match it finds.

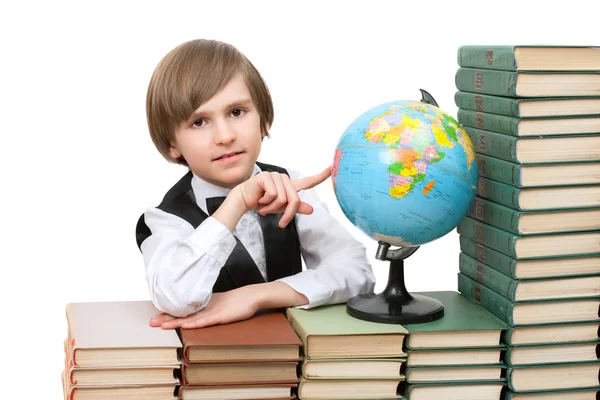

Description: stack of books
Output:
[178,312,301,400]
[400,291,506,400]
[62,301,181,400]
[286,304,407,400]
[455,45,600,398]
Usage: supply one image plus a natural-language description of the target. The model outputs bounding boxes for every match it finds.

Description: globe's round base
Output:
[346,292,444,324]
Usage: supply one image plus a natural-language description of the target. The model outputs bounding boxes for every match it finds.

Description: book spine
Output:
[459,252,519,301]
[458,45,518,71]
[454,91,521,117]
[466,127,520,164]
[457,217,519,258]
[467,197,523,235]
[506,367,517,392]
[455,68,519,97]
[458,110,520,136]
[458,273,516,325]
[285,311,310,351]
[476,177,523,210]
[476,154,522,187]
[459,235,518,278]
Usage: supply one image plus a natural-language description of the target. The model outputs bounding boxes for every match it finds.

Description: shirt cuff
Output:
[187,217,236,265]
[277,273,333,309]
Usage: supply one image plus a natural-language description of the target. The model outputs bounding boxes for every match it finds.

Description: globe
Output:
[332,100,478,247]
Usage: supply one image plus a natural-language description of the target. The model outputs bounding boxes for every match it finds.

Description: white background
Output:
[1,0,598,396]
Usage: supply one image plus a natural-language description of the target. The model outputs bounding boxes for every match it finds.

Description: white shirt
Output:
[141,164,376,317]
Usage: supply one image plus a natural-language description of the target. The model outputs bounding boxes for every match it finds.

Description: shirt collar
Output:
[191,164,262,214]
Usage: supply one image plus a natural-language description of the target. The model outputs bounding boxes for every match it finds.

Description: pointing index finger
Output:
[293,166,332,191]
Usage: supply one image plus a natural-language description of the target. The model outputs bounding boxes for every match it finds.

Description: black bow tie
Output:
[206,196,227,215]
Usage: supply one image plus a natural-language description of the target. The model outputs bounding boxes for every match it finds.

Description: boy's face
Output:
[170,74,264,189]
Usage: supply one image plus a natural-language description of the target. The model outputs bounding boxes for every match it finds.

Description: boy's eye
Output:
[192,119,206,127]
[231,108,244,117]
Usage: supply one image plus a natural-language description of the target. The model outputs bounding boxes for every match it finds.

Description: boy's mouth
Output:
[214,151,244,162]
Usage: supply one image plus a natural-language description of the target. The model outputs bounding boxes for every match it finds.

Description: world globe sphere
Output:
[332,100,478,247]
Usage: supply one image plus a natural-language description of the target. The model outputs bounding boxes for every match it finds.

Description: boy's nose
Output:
[213,121,236,144]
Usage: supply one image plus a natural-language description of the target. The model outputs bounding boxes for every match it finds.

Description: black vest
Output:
[136,162,303,293]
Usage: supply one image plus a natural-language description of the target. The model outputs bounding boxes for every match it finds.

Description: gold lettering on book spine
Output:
[486,49,494,65]
[475,95,483,111]
[476,264,483,282]
[477,178,488,198]
[475,201,485,220]
[474,285,482,304]
[476,244,486,262]
[475,72,483,89]
[475,223,484,242]
[478,132,486,152]
[476,112,485,129]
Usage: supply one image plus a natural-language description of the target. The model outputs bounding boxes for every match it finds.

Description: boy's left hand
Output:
[149,284,261,330]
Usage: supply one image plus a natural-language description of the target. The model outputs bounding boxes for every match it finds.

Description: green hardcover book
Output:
[401,381,505,400]
[457,45,600,71]
[300,358,405,380]
[459,252,600,302]
[403,291,506,350]
[454,91,600,118]
[404,364,505,384]
[459,235,600,279]
[475,153,600,188]
[458,273,600,326]
[505,362,600,392]
[504,388,600,400]
[458,110,600,137]
[285,304,407,359]
[456,216,600,259]
[504,322,600,347]
[298,378,403,400]
[475,177,600,211]
[455,67,600,98]
[466,196,600,235]
[504,342,600,367]
[466,127,600,164]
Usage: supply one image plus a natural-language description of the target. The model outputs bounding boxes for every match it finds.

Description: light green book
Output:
[401,381,505,400]
[404,364,505,384]
[286,304,407,359]
[301,358,405,380]
[457,45,600,71]
[403,291,506,349]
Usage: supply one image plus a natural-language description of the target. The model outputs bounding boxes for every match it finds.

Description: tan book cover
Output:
[179,383,296,400]
[180,312,302,363]
[66,300,181,367]
[182,361,299,385]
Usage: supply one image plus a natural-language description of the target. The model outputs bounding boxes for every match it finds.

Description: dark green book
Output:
[458,109,600,137]
[406,347,503,367]
[457,45,600,71]
[504,342,600,367]
[459,235,600,279]
[504,322,600,347]
[459,252,600,302]
[504,388,599,399]
[505,362,600,392]
[466,196,600,235]
[455,67,600,98]
[476,177,600,211]
[475,153,600,188]
[458,273,600,326]
[401,381,505,400]
[404,364,505,384]
[403,291,506,350]
[465,126,600,164]
[457,216,600,259]
[454,91,600,118]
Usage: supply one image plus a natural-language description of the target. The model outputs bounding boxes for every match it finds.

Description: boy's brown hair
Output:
[146,39,274,165]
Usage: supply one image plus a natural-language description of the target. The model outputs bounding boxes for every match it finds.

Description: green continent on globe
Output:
[364,103,475,199]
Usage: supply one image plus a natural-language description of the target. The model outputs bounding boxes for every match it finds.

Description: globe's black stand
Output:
[346,242,445,324]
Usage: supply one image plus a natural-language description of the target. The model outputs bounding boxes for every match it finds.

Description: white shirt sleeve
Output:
[277,169,376,308]
[140,207,237,317]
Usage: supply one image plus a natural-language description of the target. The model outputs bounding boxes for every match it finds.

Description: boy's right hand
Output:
[241,166,332,227]
[212,166,331,232]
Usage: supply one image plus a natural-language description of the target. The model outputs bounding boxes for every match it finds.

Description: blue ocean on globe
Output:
[332,100,478,247]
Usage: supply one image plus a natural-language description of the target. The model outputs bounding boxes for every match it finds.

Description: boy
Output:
[136,39,375,330]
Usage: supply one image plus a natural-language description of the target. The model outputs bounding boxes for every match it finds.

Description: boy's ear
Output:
[169,146,182,159]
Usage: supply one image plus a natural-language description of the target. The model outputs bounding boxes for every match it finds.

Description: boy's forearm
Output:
[211,187,248,232]
[254,281,309,310]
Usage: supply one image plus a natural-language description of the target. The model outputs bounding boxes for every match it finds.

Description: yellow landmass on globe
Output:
[390,184,411,198]
[457,133,476,170]
[432,124,455,148]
